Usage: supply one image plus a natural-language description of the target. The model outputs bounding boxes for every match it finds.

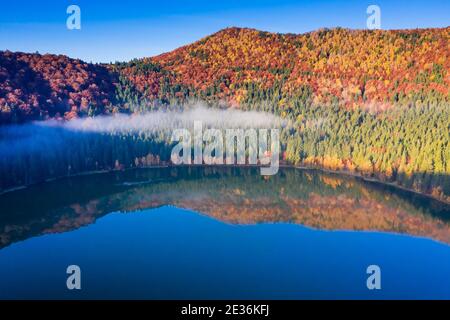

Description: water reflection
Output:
[0,166,449,249]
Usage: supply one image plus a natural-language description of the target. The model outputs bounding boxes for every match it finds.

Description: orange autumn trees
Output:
[149,27,449,109]
[0,27,449,203]
[0,51,116,123]
[1,26,449,123]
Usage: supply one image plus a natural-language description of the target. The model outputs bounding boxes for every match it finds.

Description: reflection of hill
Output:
[163,194,450,244]
[0,167,449,248]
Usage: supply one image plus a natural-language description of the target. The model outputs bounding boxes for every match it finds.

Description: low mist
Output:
[0,106,285,158]
[43,106,285,134]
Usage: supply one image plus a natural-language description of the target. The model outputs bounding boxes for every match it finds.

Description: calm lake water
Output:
[0,166,449,299]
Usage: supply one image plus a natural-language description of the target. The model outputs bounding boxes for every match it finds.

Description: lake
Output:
[0,166,449,299]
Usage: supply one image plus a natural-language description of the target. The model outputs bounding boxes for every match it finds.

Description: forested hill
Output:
[0,27,449,201]
[1,26,449,123]
[0,51,117,123]
[147,27,449,109]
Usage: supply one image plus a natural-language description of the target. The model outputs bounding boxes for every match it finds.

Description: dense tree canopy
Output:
[1,27,448,122]
[0,27,449,202]
[0,51,117,123]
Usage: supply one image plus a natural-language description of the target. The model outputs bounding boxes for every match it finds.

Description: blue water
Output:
[0,205,449,299]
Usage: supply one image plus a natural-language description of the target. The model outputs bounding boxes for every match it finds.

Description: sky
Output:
[0,0,449,63]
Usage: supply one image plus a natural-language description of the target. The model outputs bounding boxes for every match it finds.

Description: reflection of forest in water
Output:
[0,166,449,248]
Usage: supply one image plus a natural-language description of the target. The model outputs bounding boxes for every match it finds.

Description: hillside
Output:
[0,51,117,123]
[1,27,449,201]
[1,27,449,122]
[126,27,449,111]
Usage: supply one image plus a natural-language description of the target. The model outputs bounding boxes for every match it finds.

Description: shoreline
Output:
[288,165,450,205]
[0,163,449,205]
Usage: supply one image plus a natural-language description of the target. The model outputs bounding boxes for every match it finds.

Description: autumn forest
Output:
[0,27,449,202]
